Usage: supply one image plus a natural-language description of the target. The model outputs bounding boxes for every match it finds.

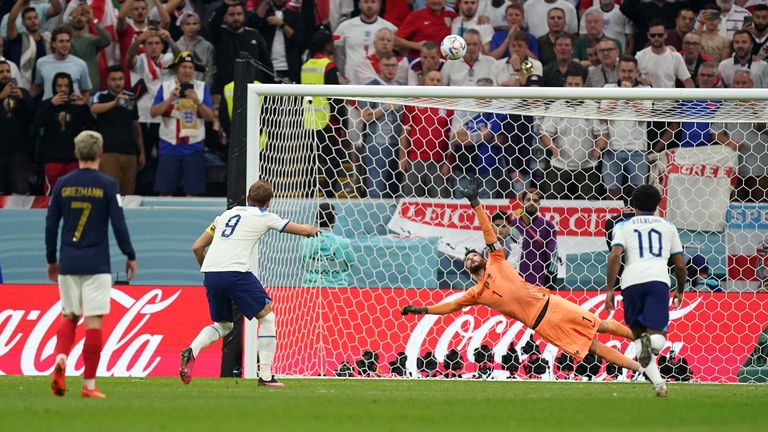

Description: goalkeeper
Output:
[401,177,667,396]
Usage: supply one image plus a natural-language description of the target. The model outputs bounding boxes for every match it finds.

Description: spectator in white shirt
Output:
[353,27,409,85]
[579,0,634,55]
[596,56,652,201]
[717,0,751,39]
[334,0,397,83]
[524,0,578,38]
[491,30,544,86]
[717,29,768,87]
[539,70,605,200]
[441,29,495,86]
[451,0,495,51]
[635,19,694,88]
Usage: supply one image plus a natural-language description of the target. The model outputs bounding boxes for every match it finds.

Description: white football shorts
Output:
[58,274,112,316]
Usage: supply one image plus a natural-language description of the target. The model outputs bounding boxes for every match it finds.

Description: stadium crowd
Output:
[0,0,767,202]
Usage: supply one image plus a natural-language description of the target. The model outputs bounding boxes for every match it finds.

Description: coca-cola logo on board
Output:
[0,288,180,377]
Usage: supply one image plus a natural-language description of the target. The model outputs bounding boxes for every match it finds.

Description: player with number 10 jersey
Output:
[606,185,687,397]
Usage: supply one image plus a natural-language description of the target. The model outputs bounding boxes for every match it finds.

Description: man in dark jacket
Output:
[254,0,305,83]
[208,1,273,100]
[0,60,35,194]
[35,71,94,194]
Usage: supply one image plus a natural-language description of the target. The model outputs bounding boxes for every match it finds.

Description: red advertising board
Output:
[0,285,221,377]
[1,285,766,382]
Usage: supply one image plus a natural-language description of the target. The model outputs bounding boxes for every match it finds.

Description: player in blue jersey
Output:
[181,180,320,387]
[605,185,687,397]
[45,131,137,399]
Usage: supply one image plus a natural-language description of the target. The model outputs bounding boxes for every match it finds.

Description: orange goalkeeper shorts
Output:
[534,295,601,361]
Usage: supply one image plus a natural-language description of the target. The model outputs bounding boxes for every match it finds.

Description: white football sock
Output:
[56,353,67,364]
[84,378,95,390]
[258,312,277,381]
[650,334,666,354]
[190,322,233,358]
[635,339,664,387]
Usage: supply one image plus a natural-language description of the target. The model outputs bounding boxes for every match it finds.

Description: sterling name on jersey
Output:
[611,215,683,288]
[200,206,289,273]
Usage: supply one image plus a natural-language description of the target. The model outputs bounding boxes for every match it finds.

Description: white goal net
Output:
[244,84,768,383]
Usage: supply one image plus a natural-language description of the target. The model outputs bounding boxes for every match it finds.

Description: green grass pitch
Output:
[0,377,765,431]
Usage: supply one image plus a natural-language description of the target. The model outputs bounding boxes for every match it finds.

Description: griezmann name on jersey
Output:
[201,206,289,273]
[45,169,135,275]
[611,215,683,288]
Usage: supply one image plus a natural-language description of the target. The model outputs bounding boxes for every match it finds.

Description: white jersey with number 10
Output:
[200,206,289,273]
[611,215,683,288]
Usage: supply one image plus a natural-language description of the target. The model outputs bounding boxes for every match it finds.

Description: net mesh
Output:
[250,87,768,383]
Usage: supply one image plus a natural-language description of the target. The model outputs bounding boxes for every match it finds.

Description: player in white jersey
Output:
[180,180,320,387]
[605,185,687,397]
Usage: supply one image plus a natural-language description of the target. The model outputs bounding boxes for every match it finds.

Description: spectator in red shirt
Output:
[385,0,413,27]
[117,0,170,71]
[399,70,453,198]
[354,27,409,85]
[664,8,696,51]
[395,0,458,60]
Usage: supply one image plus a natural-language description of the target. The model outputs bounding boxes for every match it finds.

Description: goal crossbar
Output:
[248,84,768,101]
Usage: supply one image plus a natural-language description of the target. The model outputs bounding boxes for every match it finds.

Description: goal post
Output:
[243,83,768,382]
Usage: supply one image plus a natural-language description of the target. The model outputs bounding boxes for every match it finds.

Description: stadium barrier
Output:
[1,284,765,382]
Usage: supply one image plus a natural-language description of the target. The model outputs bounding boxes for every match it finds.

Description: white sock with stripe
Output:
[634,339,664,387]
[258,312,277,381]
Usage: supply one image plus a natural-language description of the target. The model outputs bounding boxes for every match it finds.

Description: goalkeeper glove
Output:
[401,305,427,315]
[459,177,482,208]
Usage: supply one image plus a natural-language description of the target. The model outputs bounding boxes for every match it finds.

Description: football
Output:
[440,34,467,60]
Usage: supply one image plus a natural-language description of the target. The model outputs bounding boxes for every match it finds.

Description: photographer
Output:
[91,65,144,195]
[35,71,94,194]
[149,51,213,196]
[0,61,35,194]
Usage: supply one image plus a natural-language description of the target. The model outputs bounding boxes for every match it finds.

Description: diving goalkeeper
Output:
[400,177,667,396]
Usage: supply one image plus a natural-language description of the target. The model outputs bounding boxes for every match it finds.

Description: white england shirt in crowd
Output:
[333,16,397,82]
[601,83,652,152]
[541,99,603,170]
[201,206,289,273]
[441,54,495,86]
[635,46,690,88]
[478,0,509,29]
[523,0,578,38]
[578,4,634,45]
[611,215,683,288]
[718,4,751,39]
[131,51,174,124]
[489,56,543,86]
[717,56,768,88]
[451,14,494,45]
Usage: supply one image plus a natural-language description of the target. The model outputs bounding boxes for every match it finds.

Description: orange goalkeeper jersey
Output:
[454,248,550,328]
